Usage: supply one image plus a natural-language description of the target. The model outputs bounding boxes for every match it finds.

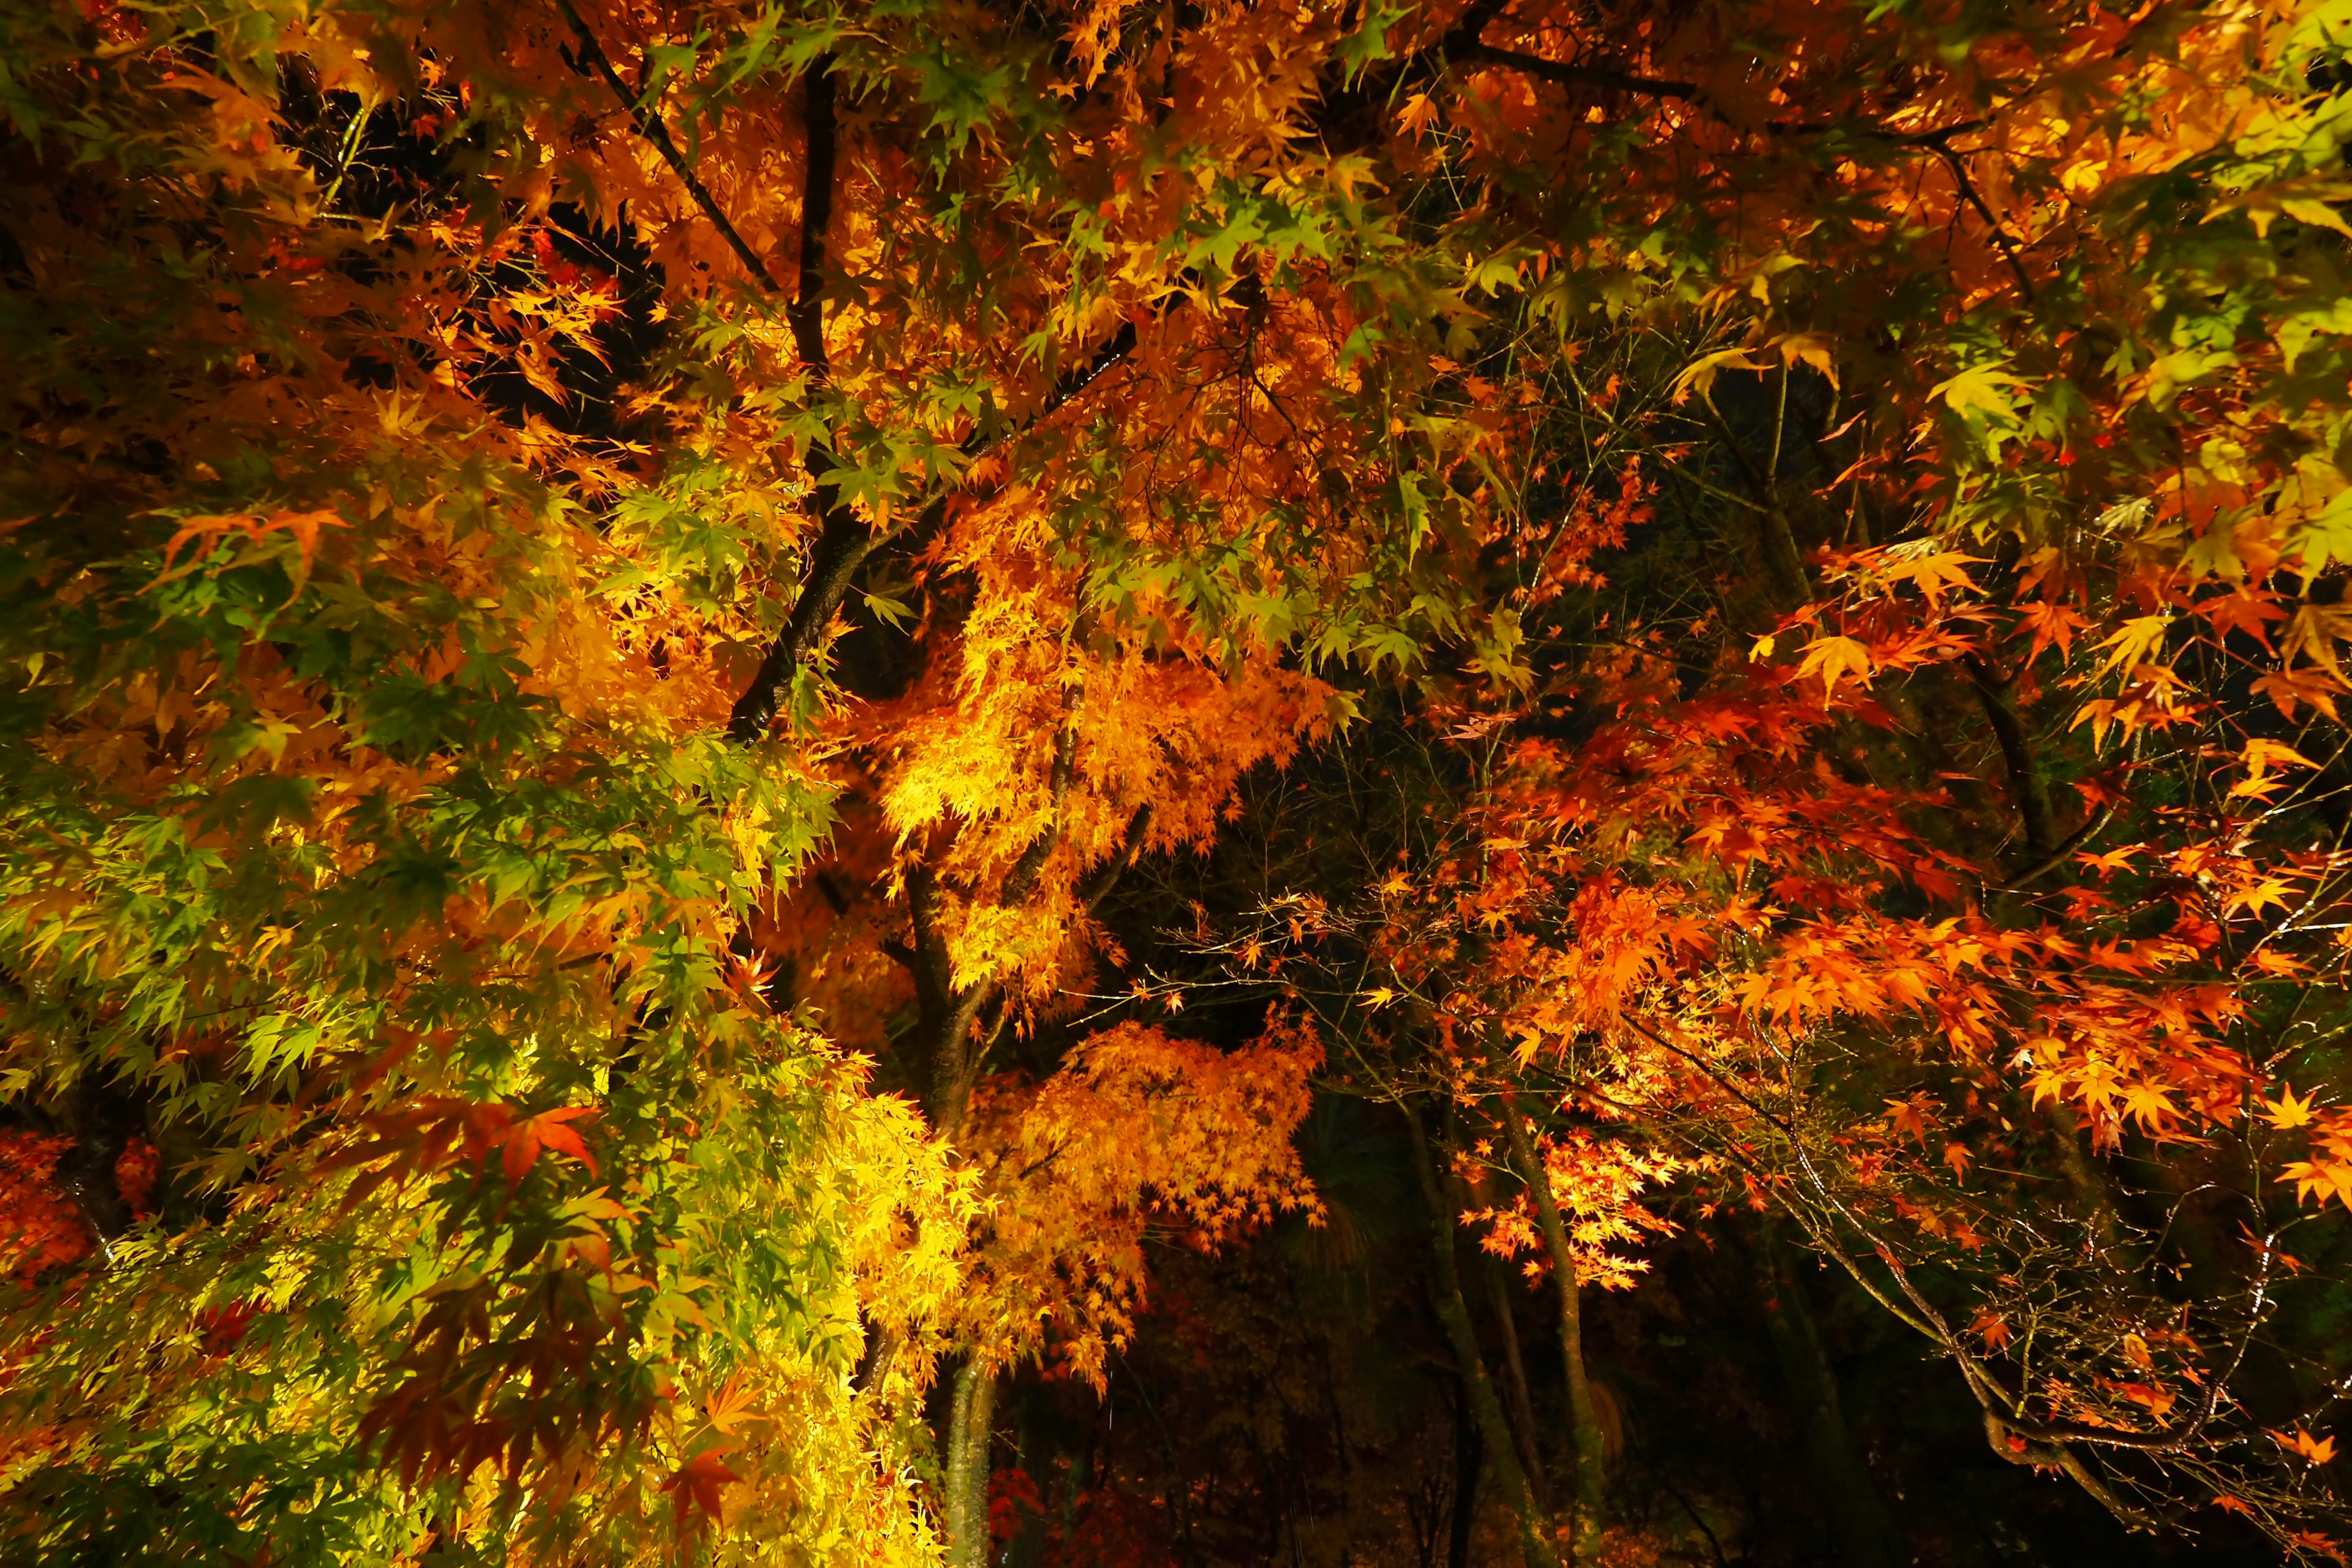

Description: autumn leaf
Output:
[661,1450,743,1531]
[2090,614,2170,679]
[2264,1085,2320,1131]
[1795,635,1874,697]
[2272,1427,2339,1466]
[497,1107,601,1189]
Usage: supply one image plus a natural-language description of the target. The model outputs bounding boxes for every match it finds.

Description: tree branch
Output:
[725,318,1142,742]
[787,61,837,374]
[1964,653,2059,860]
[1916,130,2037,300]
[554,1,1156,745]
[1000,710,1081,908]
[1078,804,1154,913]
[550,0,783,293]
[1442,38,1697,100]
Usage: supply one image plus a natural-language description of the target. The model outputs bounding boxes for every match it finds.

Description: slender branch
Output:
[1078,804,1154,912]
[552,25,1136,748]
[788,61,837,375]
[1000,710,1081,908]
[1623,1011,2250,1483]
[549,0,783,293]
[1994,801,2118,893]
[1917,132,2037,300]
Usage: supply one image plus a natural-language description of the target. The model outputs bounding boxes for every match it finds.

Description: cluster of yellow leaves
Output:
[1473,1131,1690,1292]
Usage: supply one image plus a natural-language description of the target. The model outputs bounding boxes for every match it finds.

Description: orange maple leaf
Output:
[1795,633,1874,698]
[662,1449,742,1531]
[498,1107,600,1189]
[2271,1425,2339,1466]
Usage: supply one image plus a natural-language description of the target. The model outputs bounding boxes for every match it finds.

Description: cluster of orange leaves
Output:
[1471,1131,1690,1292]
[0,1133,158,1278]
[1455,537,2352,1196]
[959,1020,1322,1385]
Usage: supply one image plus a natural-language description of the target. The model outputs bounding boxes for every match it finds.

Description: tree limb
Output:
[1442,37,1697,100]
[549,0,784,293]
[725,318,1142,742]
[1000,712,1081,908]
[1964,653,2059,860]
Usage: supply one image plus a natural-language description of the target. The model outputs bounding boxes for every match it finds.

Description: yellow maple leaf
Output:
[2091,613,2171,679]
[2263,1084,2320,1131]
[1795,634,1874,697]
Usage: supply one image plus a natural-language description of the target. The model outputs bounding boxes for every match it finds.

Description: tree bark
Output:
[1746,1229,1905,1568]
[1494,1091,1607,1559]
[944,1357,998,1568]
[1485,1254,1553,1515]
[1448,1376,1483,1568]
[1404,1101,1562,1568]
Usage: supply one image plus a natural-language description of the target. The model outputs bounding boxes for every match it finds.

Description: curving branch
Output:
[551,4,1147,743]
[1965,652,2059,860]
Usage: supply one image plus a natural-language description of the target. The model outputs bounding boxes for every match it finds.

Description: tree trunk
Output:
[1449,1376,1483,1568]
[1404,1102,1562,1568]
[1746,1229,1905,1568]
[1485,1254,1553,1515]
[944,1357,997,1568]
[1495,1091,1608,1559]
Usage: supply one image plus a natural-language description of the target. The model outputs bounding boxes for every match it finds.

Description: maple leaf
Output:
[703,1376,758,1436]
[497,1107,600,1189]
[2264,1085,2320,1131]
[2279,1156,2352,1209]
[2090,614,2171,679]
[1882,1095,1936,1144]
[2289,1532,2349,1566]
[2223,876,2296,919]
[2252,665,2345,721]
[1878,550,1981,605]
[2016,598,2090,663]
[2119,1082,2178,1133]
[2231,737,2319,800]
[1929,363,2029,421]
[2198,586,2286,649]
[2272,1427,2340,1466]
[1795,634,1874,698]
[661,1450,743,1531]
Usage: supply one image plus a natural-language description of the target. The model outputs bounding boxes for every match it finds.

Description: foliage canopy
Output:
[11,0,2352,1561]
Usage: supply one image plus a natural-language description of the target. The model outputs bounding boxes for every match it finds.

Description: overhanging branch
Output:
[550,0,783,293]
